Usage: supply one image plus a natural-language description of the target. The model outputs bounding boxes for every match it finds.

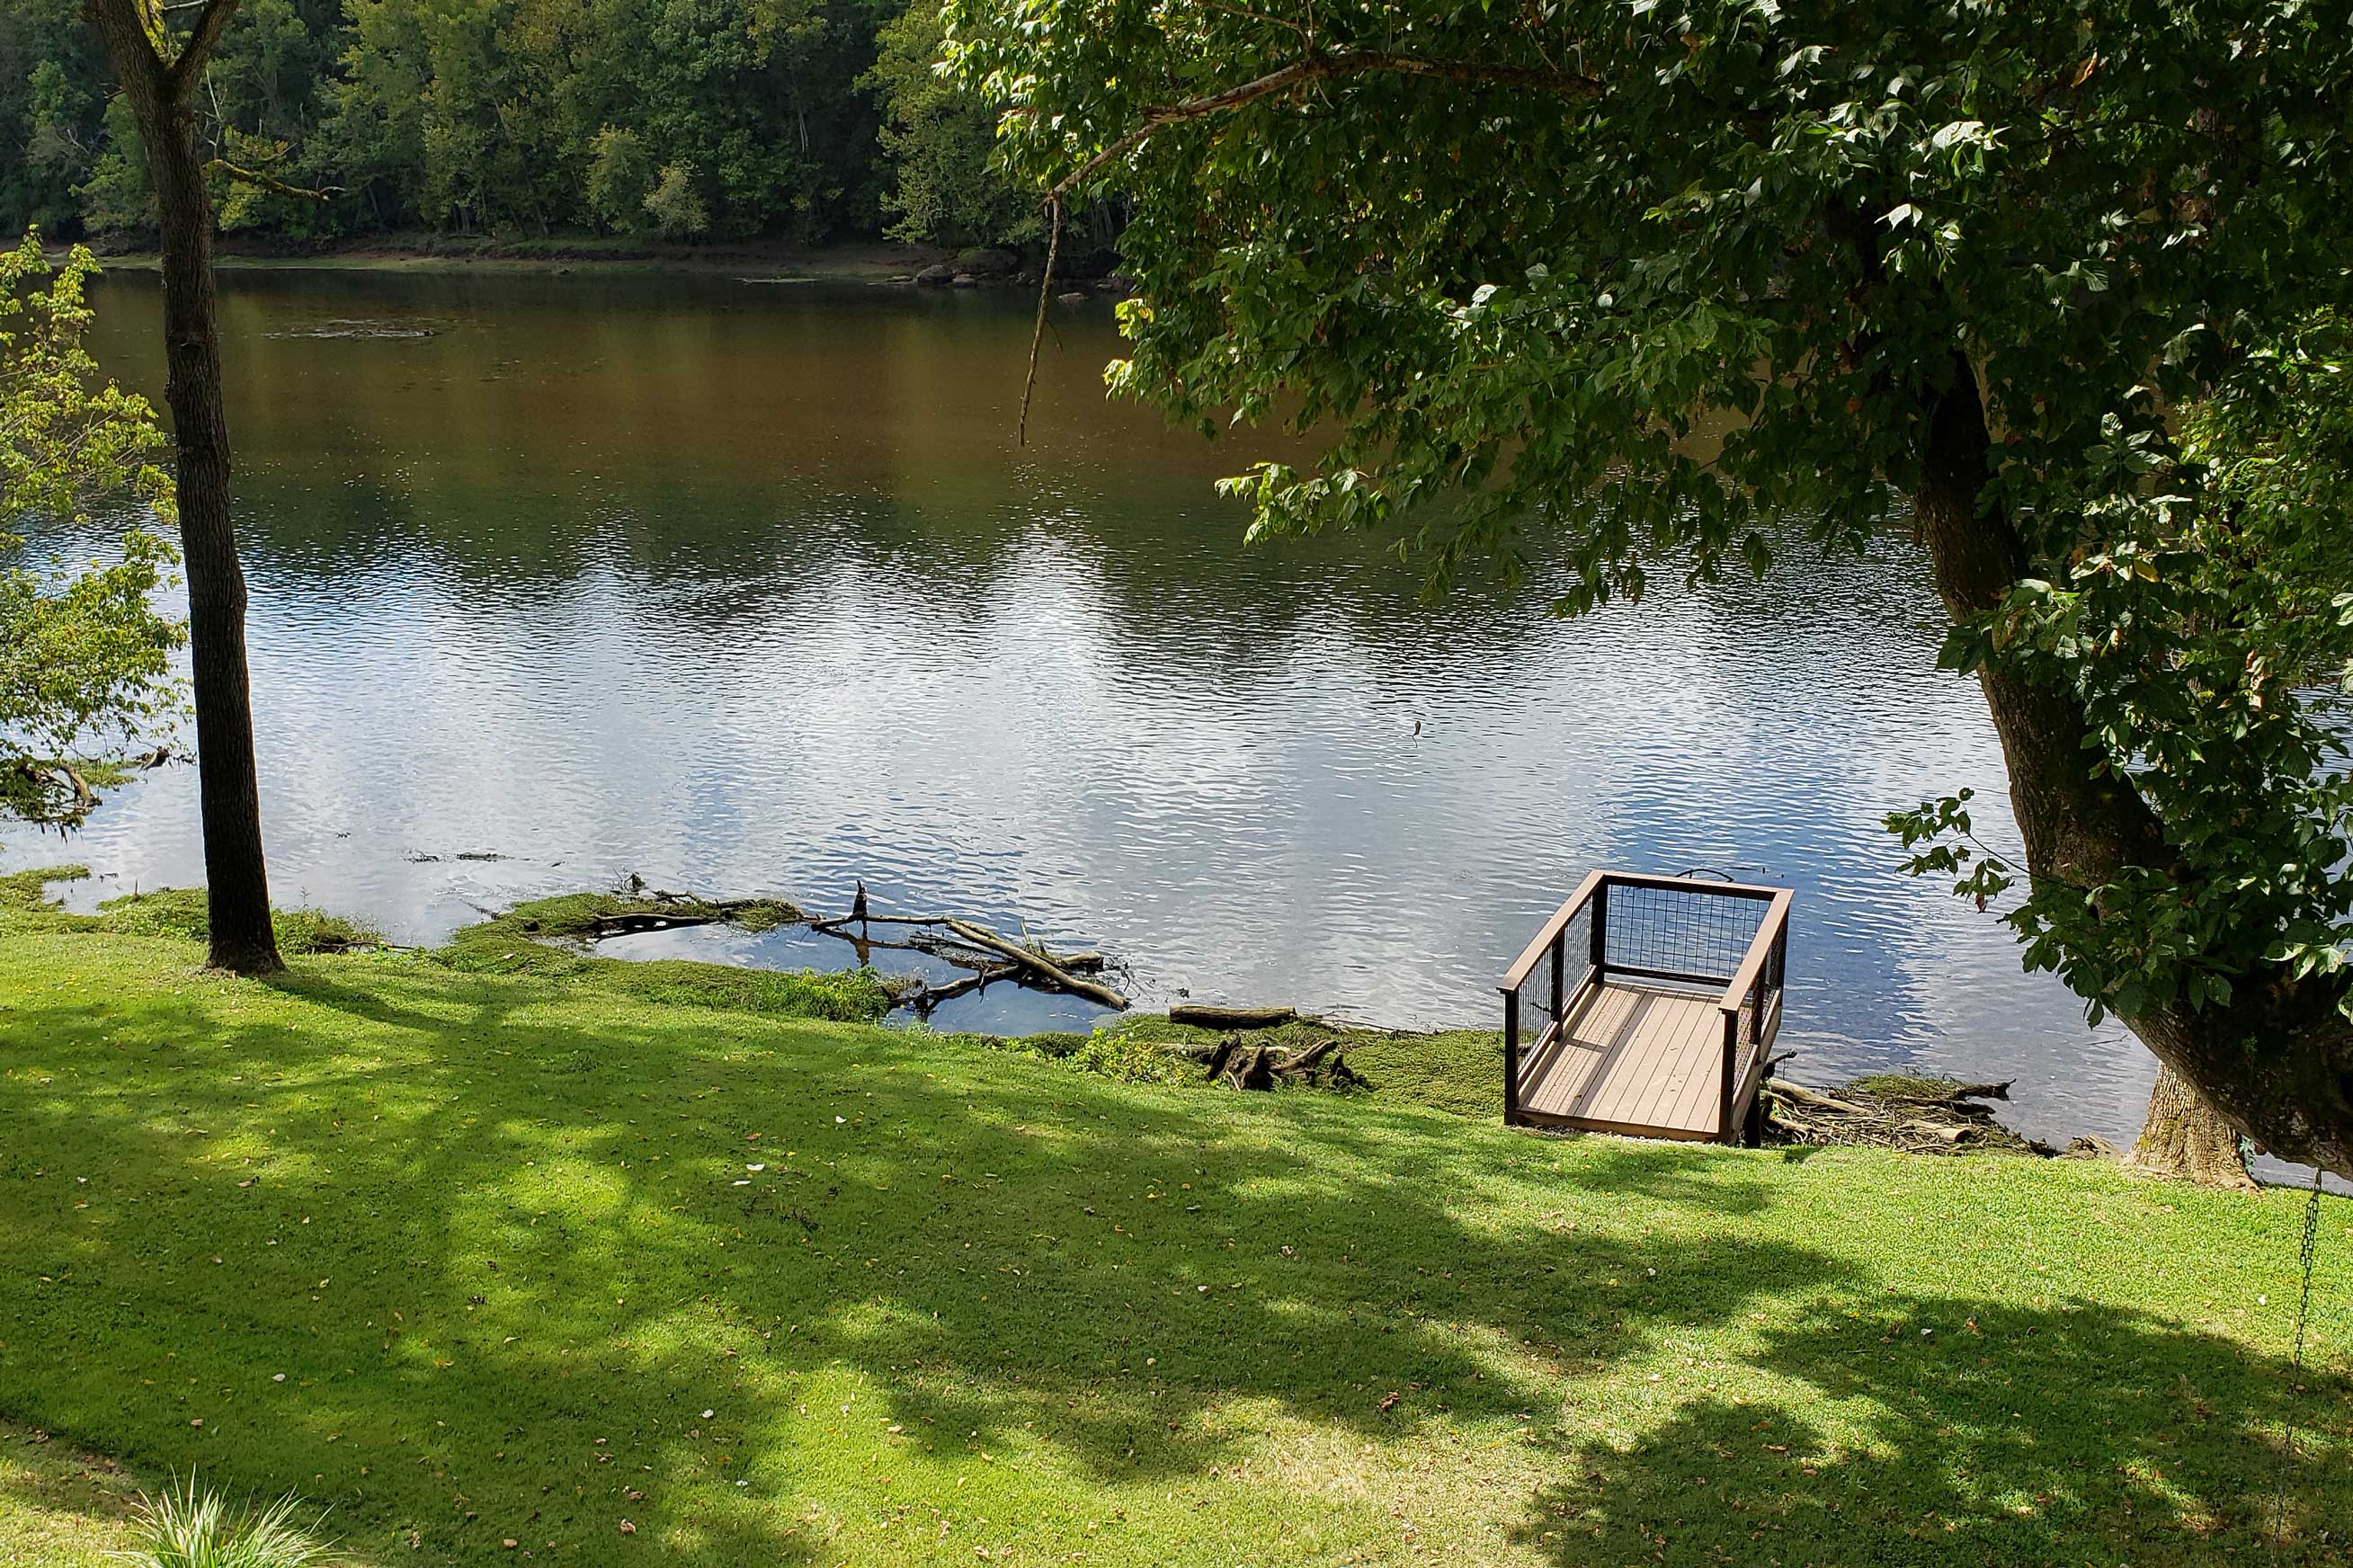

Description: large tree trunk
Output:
[2129,1064,2256,1189]
[1914,351,2353,1179]
[86,0,283,976]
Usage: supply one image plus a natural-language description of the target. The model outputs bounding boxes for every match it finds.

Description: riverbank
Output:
[75,233,1069,285]
[2,873,2349,1564]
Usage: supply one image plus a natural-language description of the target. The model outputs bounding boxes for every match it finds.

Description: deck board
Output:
[1517,980,1729,1139]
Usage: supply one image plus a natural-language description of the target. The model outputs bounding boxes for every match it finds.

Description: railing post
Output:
[1502,988,1521,1126]
[1590,880,1609,977]
[1719,1010,1738,1144]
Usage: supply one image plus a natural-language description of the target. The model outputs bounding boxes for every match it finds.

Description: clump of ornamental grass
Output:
[112,1475,340,1568]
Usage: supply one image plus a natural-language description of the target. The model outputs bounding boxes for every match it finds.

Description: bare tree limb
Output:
[1046,49,1603,200]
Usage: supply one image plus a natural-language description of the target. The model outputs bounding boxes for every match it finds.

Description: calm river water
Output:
[15,265,2159,1146]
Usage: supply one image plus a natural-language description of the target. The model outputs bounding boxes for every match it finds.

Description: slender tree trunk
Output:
[2130,1064,2256,1189]
[1913,350,2353,1179]
[86,0,282,976]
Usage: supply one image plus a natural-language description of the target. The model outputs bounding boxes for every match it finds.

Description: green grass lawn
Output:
[0,1422,143,1566]
[2,881,2349,1565]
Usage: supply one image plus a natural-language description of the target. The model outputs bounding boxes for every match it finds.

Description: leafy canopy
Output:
[1894,319,2353,1022]
[0,230,183,823]
[946,1,2353,1028]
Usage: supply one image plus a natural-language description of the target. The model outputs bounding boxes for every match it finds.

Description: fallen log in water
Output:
[581,886,1127,1012]
[806,904,1128,1011]
[586,894,804,940]
[940,918,1129,1010]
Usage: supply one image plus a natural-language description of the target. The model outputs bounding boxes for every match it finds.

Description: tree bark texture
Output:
[2129,1063,2257,1189]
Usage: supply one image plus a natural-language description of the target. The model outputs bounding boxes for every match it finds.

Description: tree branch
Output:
[165,0,241,98]
[208,159,336,201]
[1047,49,1603,200]
[83,0,166,94]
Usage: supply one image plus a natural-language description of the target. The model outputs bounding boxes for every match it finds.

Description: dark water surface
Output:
[14,266,2161,1145]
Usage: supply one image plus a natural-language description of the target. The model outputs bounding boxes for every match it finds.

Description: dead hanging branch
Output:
[1017,196,1063,449]
[4,759,102,827]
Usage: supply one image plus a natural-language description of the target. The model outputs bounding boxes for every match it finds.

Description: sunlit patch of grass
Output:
[0,1423,143,1567]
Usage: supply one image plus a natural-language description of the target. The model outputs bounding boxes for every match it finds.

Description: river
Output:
[12,263,2160,1149]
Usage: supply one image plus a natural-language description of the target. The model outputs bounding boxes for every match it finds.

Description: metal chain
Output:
[2270,1167,2326,1558]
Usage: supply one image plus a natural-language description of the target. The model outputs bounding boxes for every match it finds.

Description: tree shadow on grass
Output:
[1516,1290,2353,1565]
[1,971,1853,1560]
[6,967,2345,1564]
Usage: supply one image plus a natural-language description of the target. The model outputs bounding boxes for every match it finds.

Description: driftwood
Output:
[805,904,1127,1012]
[586,895,796,940]
[1199,1032,1360,1092]
[1169,1004,1297,1029]
[942,918,1130,1010]
[587,886,1129,1014]
[1762,1074,2029,1155]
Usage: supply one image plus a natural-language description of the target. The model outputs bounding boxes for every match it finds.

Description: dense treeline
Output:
[0,0,1029,248]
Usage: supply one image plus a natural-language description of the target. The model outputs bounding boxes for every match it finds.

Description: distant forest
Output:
[1,0,1038,250]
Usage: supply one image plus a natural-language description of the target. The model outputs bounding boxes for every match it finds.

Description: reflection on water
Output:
[11,267,2158,1145]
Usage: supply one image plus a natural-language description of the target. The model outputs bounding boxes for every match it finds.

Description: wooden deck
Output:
[1498,870,1792,1144]
[1514,981,1737,1138]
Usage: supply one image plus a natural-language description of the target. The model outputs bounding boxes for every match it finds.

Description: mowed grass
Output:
[0,1423,143,1566]
[1,904,2350,1564]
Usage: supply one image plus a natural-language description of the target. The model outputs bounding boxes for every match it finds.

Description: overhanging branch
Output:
[208,159,337,201]
[1046,48,1603,200]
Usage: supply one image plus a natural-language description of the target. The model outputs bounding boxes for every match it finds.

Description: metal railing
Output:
[1499,871,1791,1140]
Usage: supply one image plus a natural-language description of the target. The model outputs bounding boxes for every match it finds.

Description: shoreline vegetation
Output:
[0,865,2346,1564]
[1,869,2167,1163]
[16,869,2104,1156]
[64,236,1122,290]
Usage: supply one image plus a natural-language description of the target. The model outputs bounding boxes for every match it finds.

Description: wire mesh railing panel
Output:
[1505,899,1596,1042]
[1521,933,1560,1036]
[1600,882,1769,984]
[1555,899,1594,1020]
